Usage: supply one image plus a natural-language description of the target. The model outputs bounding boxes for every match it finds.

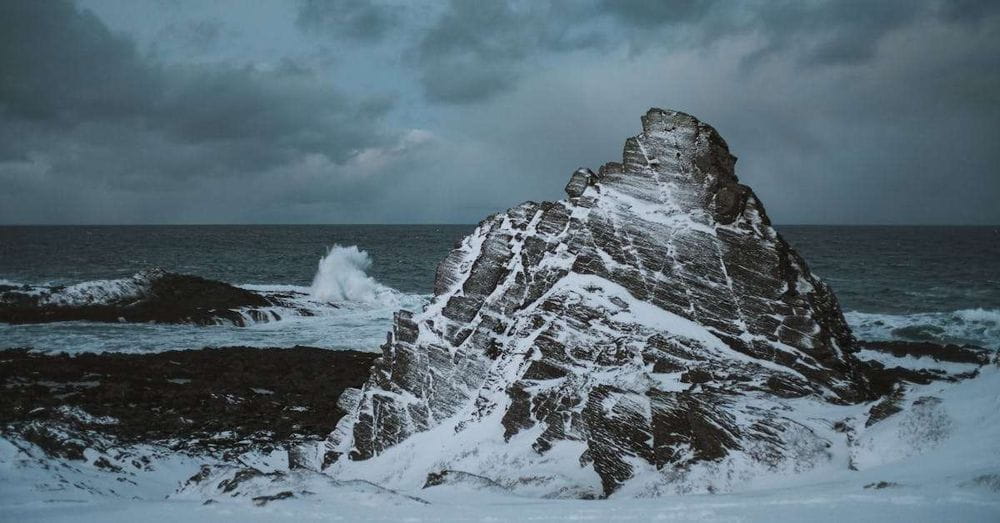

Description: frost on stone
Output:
[325,108,879,497]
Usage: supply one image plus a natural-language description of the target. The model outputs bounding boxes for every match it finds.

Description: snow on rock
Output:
[4,364,999,520]
[324,109,884,496]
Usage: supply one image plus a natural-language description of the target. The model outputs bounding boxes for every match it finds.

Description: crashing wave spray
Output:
[310,245,387,303]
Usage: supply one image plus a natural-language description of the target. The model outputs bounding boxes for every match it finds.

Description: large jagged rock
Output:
[325,109,878,497]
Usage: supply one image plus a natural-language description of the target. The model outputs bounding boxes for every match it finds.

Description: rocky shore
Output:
[0,269,317,326]
[0,346,377,460]
[1,340,990,468]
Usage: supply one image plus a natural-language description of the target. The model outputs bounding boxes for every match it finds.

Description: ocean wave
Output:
[237,245,422,328]
[309,245,393,304]
[0,246,430,353]
[845,308,1000,348]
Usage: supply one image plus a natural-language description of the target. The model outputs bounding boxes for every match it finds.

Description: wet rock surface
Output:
[0,346,377,458]
[326,109,903,496]
[861,340,991,365]
[0,269,285,326]
[857,340,993,398]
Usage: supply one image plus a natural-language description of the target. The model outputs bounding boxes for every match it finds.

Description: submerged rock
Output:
[324,109,882,496]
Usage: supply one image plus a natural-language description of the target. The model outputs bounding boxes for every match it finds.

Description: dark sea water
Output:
[1,225,998,352]
[0,225,473,294]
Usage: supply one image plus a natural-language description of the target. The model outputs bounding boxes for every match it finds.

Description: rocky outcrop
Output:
[324,109,882,496]
[0,269,287,326]
[0,347,378,458]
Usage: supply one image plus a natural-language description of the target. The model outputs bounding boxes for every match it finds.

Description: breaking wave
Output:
[846,308,1000,348]
[310,245,392,304]
[0,246,430,354]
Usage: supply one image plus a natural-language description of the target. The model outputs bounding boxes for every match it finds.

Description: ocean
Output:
[1,225,998,353]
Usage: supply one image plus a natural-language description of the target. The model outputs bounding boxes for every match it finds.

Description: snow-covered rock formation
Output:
[324,108,881,496]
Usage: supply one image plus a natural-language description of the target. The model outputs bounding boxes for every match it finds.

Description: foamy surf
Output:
[0,245,430,354]
[846,308,1000,348]
[309,244,395,304]
[3,243,998,353]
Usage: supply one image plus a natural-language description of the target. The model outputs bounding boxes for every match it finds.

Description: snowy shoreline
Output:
[2,342,997,522]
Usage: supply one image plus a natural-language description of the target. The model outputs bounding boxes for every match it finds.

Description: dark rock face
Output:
[0,269,278,326]
[860,340,991,366]
[325,109,880,496]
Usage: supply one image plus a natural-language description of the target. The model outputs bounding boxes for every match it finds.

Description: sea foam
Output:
[846,307,1000,348]
[309,245,389,304]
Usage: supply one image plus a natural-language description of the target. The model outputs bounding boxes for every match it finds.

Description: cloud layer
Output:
[1,0,998,224]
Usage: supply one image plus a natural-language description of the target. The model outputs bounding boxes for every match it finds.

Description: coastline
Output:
[0,346,377,458]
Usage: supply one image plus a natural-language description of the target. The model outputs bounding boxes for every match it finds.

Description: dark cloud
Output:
[935,0,1000,23]
[412,0,605,103]
[0,2,388,157]
[155,18,225,52]
[1,0,998,225]
[412,0,1000,103]
[0,0,404,223]
[0,1,157,124]
[742,0,924,67]
[296,0,396,41]
[599,0,721,28]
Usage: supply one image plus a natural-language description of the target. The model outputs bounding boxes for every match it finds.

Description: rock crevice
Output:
[325,108,877,496]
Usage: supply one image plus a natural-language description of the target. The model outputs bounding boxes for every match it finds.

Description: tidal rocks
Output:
[0,346,378,457]
[324,109,884,496]
[0,269,278,326]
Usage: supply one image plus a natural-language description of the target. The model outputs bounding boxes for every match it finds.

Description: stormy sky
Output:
[1,0,998,225]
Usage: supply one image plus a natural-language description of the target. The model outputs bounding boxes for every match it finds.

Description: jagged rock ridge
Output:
[325,109,877,497]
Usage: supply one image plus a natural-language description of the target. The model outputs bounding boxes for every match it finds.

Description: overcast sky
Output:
[1,0,998,224]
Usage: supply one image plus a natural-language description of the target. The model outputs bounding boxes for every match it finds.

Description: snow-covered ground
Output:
[4,481,998,523]
[3,364,997,522]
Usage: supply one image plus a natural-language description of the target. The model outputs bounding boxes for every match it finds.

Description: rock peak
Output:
[641,107,698,131]
[324,108,871,498]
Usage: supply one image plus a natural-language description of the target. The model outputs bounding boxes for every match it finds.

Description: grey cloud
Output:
[601,0,1000,68]
[413,0,605,103]
[152,65,386,165]
[296,0,396,41]
[410,0,999,104]
[0,0,424,226]
[742,0,922,67]
[154,18,225,52]
[935,0,1000,23]
[422,6,1000,226]
[418,62,517,105]
[0,0,405,223]
[598,0,722,28]
[2,0,998,225]
[0,1,158,124]
[1,1,390,148]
